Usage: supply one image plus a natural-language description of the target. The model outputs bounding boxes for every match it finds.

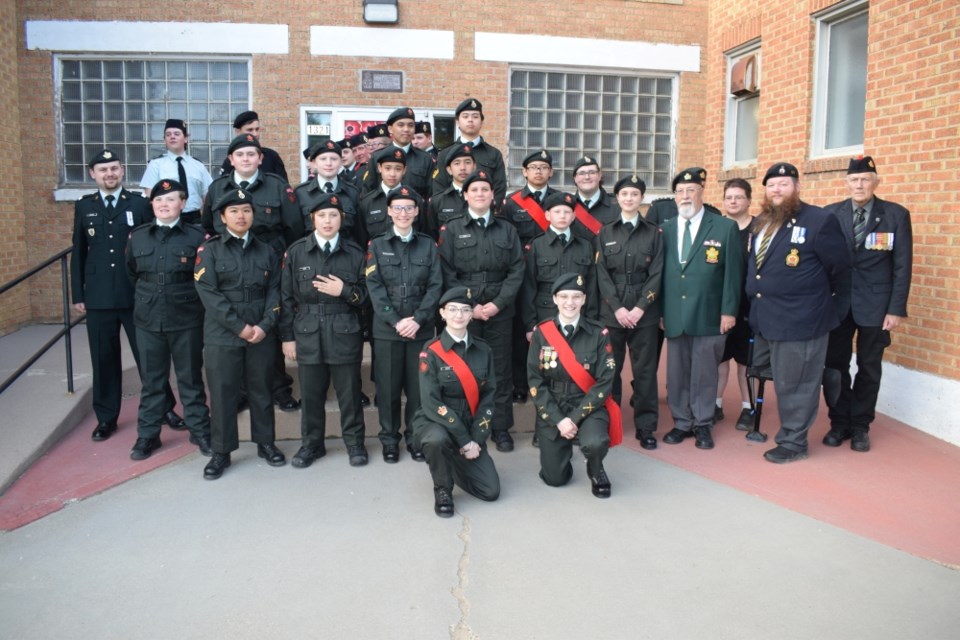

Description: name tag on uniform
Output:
[458,234,472,239]
[126,211,135,226]
[865,232,894,251]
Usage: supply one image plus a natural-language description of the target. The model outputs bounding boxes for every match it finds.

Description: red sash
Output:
[573,202,603,236]
[510,192,549,232]
[429,340,480,416]
[539,321,623,446]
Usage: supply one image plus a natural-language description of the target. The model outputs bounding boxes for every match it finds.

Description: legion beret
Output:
[227,133,261,155]
[522,149,553,167]
[366,124,389,139]
[164,119,187,134]
[374,147,407,166]
[349,133,368,147]
[438,287,473,308]
[386,185,423,208]
[415,121,432,135]
[614,175,647,194]
[232,110,259,130]
[215,188,254,211]
[149,179,186,201]
[308,192,344,214]
[543,191,576,211]
[762,162,799,185]
[672,167,707,191]
[462,169,493,191]
[444,144,475,167]
[88,148,121,167]
[551,272,588,295]
[455,98,484,118]
[572,156,600,176]
[308,139,342,160]
[847,155,877,174]
[386,107,416,126]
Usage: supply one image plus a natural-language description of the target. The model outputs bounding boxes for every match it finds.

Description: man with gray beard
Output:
[745,163,850,463]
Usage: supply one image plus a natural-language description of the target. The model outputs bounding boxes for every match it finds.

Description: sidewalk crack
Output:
[449,514,478,640]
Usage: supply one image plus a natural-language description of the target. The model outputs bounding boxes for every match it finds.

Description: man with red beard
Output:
[745,163,849,463]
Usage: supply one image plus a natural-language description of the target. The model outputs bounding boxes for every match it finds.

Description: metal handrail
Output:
[0,247,84,395]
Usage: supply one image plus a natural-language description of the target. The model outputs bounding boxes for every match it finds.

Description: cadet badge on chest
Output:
[539,347,558,369]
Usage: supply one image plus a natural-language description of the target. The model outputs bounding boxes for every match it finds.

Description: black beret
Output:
[349,133,368,147]
[227,133,261,155]
[232,110,259,130]
[88,148,121,167]
[444,144,475,167]
[847,155,877,174]
[551,272,588,295]
[462,169,493,190]
[336,138,351,149]
[215,188,254,212]
[386,107,416,126]
[302,146,312,161]
[543,191,576,210]
[149,179,186,201]
[308,139,342,160]
[366,124,389,139]
[614,175,647,194]
[572,156,600,176]
[672,167,707,191]
[164,119,187,134]
[439,287,473,308]
[374,147,407,166]
[522,149,553,167]
[762,162,799,185]
[308,192,345,214]
[386,185,422,208]
[455,98,484,118]
[415,121,432,135]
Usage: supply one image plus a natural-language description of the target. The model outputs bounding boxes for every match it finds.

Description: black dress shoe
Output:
[291,444,326,468]
[91,421,117,441]
[850,429,871,452]
[662,428,692,445]
[348,444,369,466]
[130,436,162,460]
[189,434,212,457]
[822,427,851,447]
[713,406,724,423]
[382,443,400,463]
[590,466,612,498]
[434,486,455,517]
[204,453,231,479]
[735,408,754,431]
[763,446,808,464]
[492,430,514,452]
[163,410,186,430]
[257,443,286,466]
[274,393,300,412]
[532,431,540,448]
[693,426,715,450]
[359,392,371,408]
[406,444,425,462]
[512,388,528,403]
[635,429,658,450]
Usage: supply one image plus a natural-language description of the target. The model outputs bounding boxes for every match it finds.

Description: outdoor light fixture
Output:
[363,0,399,24]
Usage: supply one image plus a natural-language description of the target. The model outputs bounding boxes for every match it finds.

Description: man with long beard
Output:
[745,163,849,463]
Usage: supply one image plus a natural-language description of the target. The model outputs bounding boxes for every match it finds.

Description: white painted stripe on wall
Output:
[310,26,454,60]
[877,362,960,446]
[474,32,701,73]
[25,21,289,54]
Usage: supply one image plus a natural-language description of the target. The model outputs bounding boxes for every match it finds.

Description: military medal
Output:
[785,248,800,267]
[790,226,807,244]
[550,350,558,368]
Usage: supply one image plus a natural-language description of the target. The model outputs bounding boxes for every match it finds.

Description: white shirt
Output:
[98,188,122,208]
[315,232,339,252]
[579,191,599,208]
[677,207,705,264]
[445,329,468,347]
[140,151,213,212]
[317,176,339,192]
[393,227,414,242]
[549,226,570,243]
[468,210,491,226]
[233,170,260,186]
[227,229,250,247]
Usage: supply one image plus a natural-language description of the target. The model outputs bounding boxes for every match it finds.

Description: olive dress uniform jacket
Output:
[572,189,621,242]
[415,332,496,448]
[527,317,616,428]
[125,221,208,330]
[425,185,467,240]
[363,145,435,201]
[746,202,850,341]
[279,233,368,365]
[200,172,304,254]
[500,185,560,247]
[595,217,664,328]
[433,138,508,205]
[365,230,443,341]
[294,176,361,237]
[71,189,154,309]
[825,197,912,326]
[520,230,598,330]
[437,215,525,317]
[660,211,743,338]
[356,185,411,248]
[194,233,281,347]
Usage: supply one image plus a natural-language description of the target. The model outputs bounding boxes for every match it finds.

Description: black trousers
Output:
[467,312,514,432]
[825,311,890,433]
[607,323,660,432]
[135,326,210,439]
[415,421,500,500]
[298,361,365,448]
[373,338,426,446]
[206,339,276,454]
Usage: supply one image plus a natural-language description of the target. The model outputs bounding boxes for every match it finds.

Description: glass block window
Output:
[58,57,250,186]
[509,69,675,192]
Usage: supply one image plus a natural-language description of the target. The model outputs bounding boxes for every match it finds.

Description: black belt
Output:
[387,285,426,298]
[300,302,351,314]
[139,272,193,284]
[223,289,266,302]
[548,380,583,395]
[612,273,645,285]
[456,271,506,283]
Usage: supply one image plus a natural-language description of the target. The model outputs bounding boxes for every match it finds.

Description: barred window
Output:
[509,69,675,192]
[58,57,250,187]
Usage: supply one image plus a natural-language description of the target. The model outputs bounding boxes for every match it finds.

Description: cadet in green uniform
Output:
[366,187,443,462]
[571,156,621,242]
[438,170,525,452]
[528,273,618,498]
[432,99,507,206]
[596,175,664,450]
[413,287,501,517]
[194,188,286,480]
[413,121,438,160]
[356,147,408,247]
[295,140,361,239]
[125,180,211,460]
[280,193,370,468]
[362,107,435,201]
[425,143,475,240]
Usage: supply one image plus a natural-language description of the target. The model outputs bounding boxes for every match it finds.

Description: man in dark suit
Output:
[660,169,743,450]
[219,110,288,182]
[822,156,912,453]
[71,149,181,441]
[745,163,850,463]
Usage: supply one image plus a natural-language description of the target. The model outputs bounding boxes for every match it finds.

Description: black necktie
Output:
[564,324,574,337]
[854,207,867,247]
[558,234,567,246]
[105,194,115,211]
[532,191,542,204]
[239,180,249,189]
[625,221,634,231]
[322,242,331,258]
[476,217,485,228]
[176,157,189,201]
[324,182,334,194]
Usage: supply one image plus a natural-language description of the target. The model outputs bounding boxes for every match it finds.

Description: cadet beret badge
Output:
[331,196,339,205]
[394,150,403,160]
[246,134,254,142]
[162,181,170,190]
[103,151,112,159]
[540,150,548,159]
[576,275,584,286]
[238,190,245,199]
[470,100,477,108]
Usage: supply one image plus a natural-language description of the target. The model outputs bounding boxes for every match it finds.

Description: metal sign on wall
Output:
[361,70,403,93]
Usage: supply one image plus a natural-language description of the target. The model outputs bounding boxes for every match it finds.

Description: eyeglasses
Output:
[389,205,417,214]
[525,164,551,172]
[575,170,599,177]
[444,306,473,316]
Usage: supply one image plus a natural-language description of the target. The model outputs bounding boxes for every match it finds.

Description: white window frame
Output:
[723,40,761,168]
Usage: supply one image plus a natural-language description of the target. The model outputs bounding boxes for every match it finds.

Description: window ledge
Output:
[718,166,757,182]
[803,156,850,176]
